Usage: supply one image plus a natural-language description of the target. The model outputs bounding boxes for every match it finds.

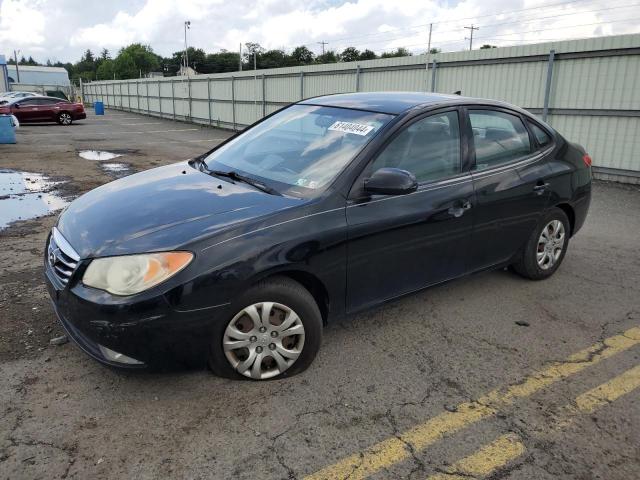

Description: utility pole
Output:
[254,51,258,110]
[425,23,433,85]
[13,50,20,83]
[464,24,479,50]
[184,20,191,75]
[317,41,328,56]
[239,43,243,71]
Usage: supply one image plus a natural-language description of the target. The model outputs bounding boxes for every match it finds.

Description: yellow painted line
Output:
[575,364,640,413]
[304,327,640,480]
[426,434,525,480]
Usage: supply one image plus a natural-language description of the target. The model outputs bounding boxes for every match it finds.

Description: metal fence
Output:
[83,34,640,183]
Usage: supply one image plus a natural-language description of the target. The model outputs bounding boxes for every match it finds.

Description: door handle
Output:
[448,199,472,218]
[533,182,550,195]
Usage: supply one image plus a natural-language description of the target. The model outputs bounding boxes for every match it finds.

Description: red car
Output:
[0,96,86,125]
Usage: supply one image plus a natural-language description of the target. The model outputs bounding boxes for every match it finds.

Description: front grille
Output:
[47,227,80,285]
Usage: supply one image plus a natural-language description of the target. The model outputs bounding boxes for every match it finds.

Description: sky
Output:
[1,0,639,63]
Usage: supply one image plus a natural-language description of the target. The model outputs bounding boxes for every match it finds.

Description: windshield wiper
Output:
[209,169,282,196]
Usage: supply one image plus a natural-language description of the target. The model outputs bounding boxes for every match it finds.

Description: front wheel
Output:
[209,277,322,380]
[57,112,73,125]
[512,208,570,280]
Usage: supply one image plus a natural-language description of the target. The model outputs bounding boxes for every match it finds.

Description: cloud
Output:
[69,0,223,49]
[0,0,639,63]
[0,0,46,48]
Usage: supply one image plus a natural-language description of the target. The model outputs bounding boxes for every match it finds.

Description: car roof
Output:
[299,91,510,115]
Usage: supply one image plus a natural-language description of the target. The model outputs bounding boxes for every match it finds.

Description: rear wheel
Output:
[209,277,322,380]
[57,112,72,125]
[512,208,570,280]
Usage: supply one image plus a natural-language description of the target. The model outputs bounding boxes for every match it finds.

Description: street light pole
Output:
[14,50,21,83]
[184,20,191,75]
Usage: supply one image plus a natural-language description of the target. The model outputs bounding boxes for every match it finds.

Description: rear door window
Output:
[527,121,552,148]
[469,110,531,170]
[36,98,61,105]
[17,99,40,106]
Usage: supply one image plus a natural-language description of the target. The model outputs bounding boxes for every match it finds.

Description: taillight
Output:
[582,154,592,167]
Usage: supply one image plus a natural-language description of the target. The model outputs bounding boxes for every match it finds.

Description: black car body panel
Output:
[57,162,306,258]
[45,92,592,369]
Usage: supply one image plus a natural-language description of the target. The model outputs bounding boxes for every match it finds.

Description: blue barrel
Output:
[94,101,105,115]
[0,115,16,144]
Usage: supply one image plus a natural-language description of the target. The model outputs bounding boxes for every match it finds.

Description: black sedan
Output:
[45,92,591,379]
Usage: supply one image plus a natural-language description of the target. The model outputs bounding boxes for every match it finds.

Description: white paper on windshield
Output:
[328,121,375,136]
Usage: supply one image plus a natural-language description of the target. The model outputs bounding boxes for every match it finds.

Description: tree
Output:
[164,47,206,74]
[258,49,289,69]
[100,48,111,60]
[380,47,412,58]
[114,52,138,79]
[72,49,97,81]
[202,50,242,73]
[359,49,377,60]
[480,44,497,49]
[291,46,315,65]
[96,59,115,80]
[116,44,161,76]
[339,47,360,62]
[316,50,338,64]
[429,47,441,54]
[82,49,95,63]
[244,42,265,58]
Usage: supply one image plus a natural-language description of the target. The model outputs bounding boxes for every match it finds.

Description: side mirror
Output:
[364,167,418,196]
[13,103,20,108]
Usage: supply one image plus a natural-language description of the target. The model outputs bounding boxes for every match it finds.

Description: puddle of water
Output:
[100,162,132,178]
[0,170,69,229]
[79,150,123,161]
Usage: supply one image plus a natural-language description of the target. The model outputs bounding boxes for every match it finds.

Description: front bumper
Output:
[45,265,224,370]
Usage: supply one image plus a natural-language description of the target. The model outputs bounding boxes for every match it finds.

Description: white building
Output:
[7,65,70,87]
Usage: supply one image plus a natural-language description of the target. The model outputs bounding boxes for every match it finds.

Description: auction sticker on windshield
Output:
[328,121,375,136]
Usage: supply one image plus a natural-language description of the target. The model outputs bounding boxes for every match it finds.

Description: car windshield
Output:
[203,104,393,197]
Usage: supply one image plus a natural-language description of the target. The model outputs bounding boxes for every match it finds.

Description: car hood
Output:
[57,162,304,258]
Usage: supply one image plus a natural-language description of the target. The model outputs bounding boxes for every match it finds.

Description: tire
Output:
[512,207,570,280]
[57,112,73,125]
[208,276,322,380]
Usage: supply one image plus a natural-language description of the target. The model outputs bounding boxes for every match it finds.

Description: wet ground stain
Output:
[78,150,123,161]
[0,170,69,229]
[99,162,133,178]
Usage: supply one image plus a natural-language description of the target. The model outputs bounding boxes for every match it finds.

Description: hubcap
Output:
[223,302,305,380]
[536,219,565,270]
[61,114,71,125]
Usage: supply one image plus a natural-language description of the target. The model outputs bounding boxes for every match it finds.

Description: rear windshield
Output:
[204,104,393,197]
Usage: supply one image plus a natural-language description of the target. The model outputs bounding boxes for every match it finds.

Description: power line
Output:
[331,5,640,52]
[364,17,640,52]
[313,0,598,47]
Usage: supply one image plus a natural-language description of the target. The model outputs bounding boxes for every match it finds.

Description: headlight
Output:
[83,251,193,296]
